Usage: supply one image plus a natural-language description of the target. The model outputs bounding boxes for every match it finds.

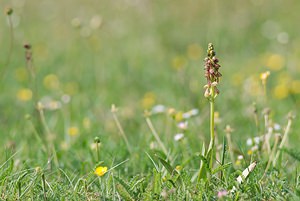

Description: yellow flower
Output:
[141,92,156,109]
[43,74,60,90]
[68,126,79,136]
[273,84,289,99]
[235,160,241,166]
[260,71,270,85]
[291,80,300,94]
[175,165,182,171]
[265,54,285,71]
[247,149,253,155]
[17,88,32,102]
[94,166,107,176]
[175,111,183,122]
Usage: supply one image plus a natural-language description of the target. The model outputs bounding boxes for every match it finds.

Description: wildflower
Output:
[167,108,176,116]
[174,111,183,122]
[204,43,222,97]
[291,80,300,94]
[246,138,253,146]
[235,160,241,166]
[47,100,61,110]
[235,155,244,166]
[273,83,289,99]
[151,105,166,114]
[177,121,188,130]
[266,54,285,71]
[247,145,258,155]
[182,108,199,119]
[43,74,60,90]
[217,190,228,198]
[175,165,182,171]
[174,133,184,141]
[40,97,62,110]
[182,112,191,119]
[68,126,79,136]
[94,166,108,177]
[17,88,32,102]
[189,108,199,116]
[141,92,156,109]
[273,123,281,131]
[260,71,270,85]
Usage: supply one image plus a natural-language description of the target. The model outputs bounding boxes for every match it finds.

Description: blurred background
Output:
[0,0,299,171]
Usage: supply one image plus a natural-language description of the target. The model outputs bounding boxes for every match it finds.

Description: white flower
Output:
[182,112,191,119]
[246,138,253,146]
[174,133,184,141]
[254,137,261,145]
[183,109,199,119]
[40,96,62,111]
[189,108,199,116]
[274,123,281,131]
[151,105,166,114]
[177,121,188,130]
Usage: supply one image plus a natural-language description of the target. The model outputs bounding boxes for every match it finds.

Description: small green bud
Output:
[94,137,101,144]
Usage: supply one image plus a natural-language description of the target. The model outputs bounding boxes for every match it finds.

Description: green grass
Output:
[1,0,300,200]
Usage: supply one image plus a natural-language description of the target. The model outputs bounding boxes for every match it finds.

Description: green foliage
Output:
[282,147,300,162]
[116,183,135,201]
[0,0,300,199]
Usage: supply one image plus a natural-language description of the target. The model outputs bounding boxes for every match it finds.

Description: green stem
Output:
[208,87,215,169]
[96,143,100,162]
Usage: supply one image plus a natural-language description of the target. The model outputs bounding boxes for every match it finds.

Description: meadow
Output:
[1,0,300,200]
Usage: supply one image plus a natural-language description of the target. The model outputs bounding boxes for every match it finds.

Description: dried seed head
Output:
[224,125,234,134]
[24,43,31,50]
[5,7,13,16]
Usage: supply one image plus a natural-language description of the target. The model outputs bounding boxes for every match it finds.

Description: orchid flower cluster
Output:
[204,43,222,99]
